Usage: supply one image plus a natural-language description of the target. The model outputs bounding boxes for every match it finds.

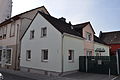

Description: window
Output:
[30,30,34,39]
[96,53,101,56]
[26,50,31,61]
[3,26,7,39]
[86,32,92,41]
[6,49,12,64]
[41,49,48,62]
[86,51,92,56]
[41,27,47,37]
[68,50,74,62]
[0,27,2,39]
[10,22,15,37]
[0,50,2,62]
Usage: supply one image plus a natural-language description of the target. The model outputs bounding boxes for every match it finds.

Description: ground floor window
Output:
[68,50,74,62]
[0,50,2,62]
[6,49,12,64]
[26,50,31,61]
[41,49,48,62]
[86,50,92,56]
[96,52,101,56]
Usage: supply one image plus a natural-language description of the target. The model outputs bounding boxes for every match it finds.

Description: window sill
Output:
[68,60,74,63]
[41,60,48,62]
[26,59,31,61]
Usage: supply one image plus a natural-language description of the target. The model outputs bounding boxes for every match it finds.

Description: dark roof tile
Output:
[39,11,82,37]
[100,31,120,44]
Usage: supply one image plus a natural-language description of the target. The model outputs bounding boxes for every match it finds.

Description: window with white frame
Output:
[41,27,47,37]
[86,32,92,41]
[30,30,34,39]
[6,49,12,64]
[41,49,48,62]
[68,50,74,62]
[10,22,15,37]
[3,25,7,39]
[0,50,2,62]
[86,50,92,56]
[26,50,31,61]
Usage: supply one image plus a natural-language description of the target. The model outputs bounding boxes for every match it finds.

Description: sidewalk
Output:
[0,68,117,80]
[0,68,77,80]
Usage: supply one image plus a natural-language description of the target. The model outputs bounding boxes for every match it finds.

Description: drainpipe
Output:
[15,22,19,70]
[61,35,64,74]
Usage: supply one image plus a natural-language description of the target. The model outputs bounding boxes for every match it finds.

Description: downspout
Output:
[15,22,20,70]
[61,34,64,74]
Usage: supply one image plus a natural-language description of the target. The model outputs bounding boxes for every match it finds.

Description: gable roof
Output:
[21,11,82,40]
[39,11,82,37]
[100,31,120,44]
[73,22,95,34]
[94,35,107,45]
[0,6,49,27]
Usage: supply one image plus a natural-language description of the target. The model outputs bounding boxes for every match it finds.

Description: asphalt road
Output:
[2,72,36,80]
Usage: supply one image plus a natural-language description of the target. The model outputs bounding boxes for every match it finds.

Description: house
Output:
[20,11,84,76]
[0,6,50,70]
[94,35,109,56]
[73,22,95,56]
[99,31,120,55]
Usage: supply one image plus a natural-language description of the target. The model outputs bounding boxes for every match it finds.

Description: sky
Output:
[12,0,120,36]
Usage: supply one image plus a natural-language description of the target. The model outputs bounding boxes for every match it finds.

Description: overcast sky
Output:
[12,0,120,36]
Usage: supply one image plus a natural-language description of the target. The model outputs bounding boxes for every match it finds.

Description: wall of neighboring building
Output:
[0,19,21,69]
[20,13,62,73]
[109,44,120,55]
[63,34,84,72]
[19,7,50,39]
[83,24,94,56]
[94,42,109,56]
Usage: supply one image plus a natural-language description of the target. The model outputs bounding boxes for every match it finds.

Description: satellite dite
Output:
[0,0,12,23]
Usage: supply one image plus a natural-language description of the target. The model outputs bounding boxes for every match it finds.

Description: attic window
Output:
[30,30,34,39]
[41,27,47,37]
[86,32,92,41]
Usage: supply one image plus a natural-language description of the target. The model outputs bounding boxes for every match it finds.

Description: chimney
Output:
[59,17,66,22]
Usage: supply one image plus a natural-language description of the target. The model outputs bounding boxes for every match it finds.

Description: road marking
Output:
[111,76,118,80]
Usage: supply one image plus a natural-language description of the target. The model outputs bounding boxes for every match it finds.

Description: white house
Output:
[0,6,50,70]
[20,11,84,76]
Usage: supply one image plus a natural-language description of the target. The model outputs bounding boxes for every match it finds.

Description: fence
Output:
[79,56,118,75]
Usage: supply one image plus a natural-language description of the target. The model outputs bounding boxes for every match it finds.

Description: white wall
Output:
[21,13,62,72]
[63,34,84,72]
[94,42,109,56]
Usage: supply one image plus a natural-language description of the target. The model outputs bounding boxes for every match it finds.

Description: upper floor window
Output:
[41,27,47,37]
[86,32,92,41]
[26,50,31,61]
[0,27,2,39]
[30,30,34,39]
[68,50,74,62]
[10,22,15,37]
[3,25,7,39]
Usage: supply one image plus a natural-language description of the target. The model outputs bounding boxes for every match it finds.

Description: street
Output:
[2,72,36,80]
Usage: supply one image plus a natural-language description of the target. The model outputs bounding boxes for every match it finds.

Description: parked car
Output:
[0,73,3,80]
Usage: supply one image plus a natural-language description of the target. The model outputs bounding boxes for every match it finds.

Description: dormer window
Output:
[86,32,92,41]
